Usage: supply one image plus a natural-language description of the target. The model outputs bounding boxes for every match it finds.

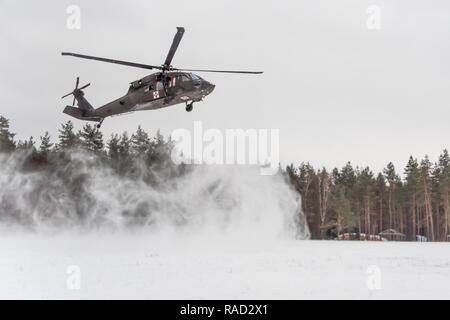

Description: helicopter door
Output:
[156,81,164,91]
[147,80,165,101]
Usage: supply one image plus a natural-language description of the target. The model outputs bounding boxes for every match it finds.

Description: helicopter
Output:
[61,27,263,128]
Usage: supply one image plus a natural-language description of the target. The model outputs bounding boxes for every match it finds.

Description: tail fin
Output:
[62,77,99,122]
[73,90,94,111]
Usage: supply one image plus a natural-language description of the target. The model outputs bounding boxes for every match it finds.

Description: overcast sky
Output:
[0,0,449,173]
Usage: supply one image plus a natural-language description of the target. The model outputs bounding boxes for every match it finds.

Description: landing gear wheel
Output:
[97,119,104,129]
[185,102,194,112]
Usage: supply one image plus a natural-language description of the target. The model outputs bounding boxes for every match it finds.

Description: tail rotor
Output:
[62,76,91,107]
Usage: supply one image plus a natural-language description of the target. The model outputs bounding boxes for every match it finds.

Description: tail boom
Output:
[63,106,102,122]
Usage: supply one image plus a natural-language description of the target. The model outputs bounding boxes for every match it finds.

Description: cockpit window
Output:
[180,75,190,82]
[190,73,201,80]
[156,81,164,90]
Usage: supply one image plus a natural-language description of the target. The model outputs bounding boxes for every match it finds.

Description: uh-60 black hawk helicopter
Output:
[61,27,263,128]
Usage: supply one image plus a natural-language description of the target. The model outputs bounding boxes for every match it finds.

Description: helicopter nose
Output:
[204,82,215,95]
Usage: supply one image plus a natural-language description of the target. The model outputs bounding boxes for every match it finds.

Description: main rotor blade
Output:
[163,27,185,69]
[61,52,162,70]
[173,68,263,74]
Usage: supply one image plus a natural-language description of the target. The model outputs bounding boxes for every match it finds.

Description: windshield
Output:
[190,73,201,80]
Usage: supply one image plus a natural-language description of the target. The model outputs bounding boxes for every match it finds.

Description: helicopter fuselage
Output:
[76,72,215,122]
[64,71,215,123]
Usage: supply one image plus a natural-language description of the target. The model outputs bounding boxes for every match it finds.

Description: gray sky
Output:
[0,0,449,173]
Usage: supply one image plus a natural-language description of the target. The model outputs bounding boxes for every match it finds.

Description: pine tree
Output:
[437,149,450,240]
[338,162,357,191]
[0,116,16,152]
[107,134,120,160]
[298,163,315,198]
[149,129,173,166]
[318,168,331,238]
[375,173,386,233]
[330,185,355,237]
[39,131,53,156]
[404,156,420,239]
[383,162,399,230]
[79,123,104,152]
[57,121,79,150]
[431,163,442,240]
[16,136,35,150]
[297,163,319,238]
[131,126,150,156]
[336,162,360,235]
[118,132,131,159]
[420,156,434,240]
[356,167,375,234]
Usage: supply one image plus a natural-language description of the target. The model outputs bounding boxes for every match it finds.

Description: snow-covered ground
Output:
[1,153,449,299]
[1,234,449,299]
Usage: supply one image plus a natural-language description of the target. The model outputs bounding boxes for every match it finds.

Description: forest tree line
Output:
[1,115,449,241]
[286,152,450,241]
